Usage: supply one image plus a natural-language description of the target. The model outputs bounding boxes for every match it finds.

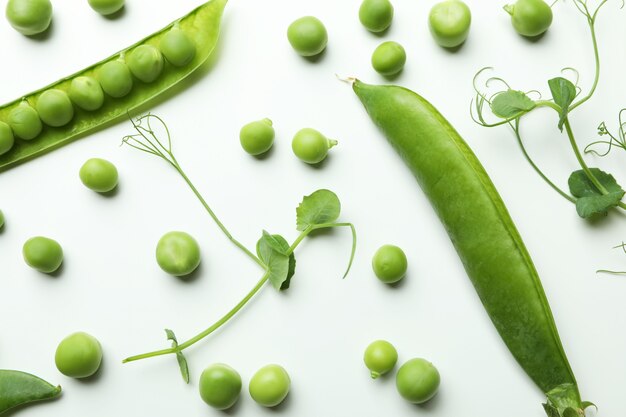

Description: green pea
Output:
[363,340,398,378]
[428,0,472,48]
[504,0,553,38]
[22,236,63,273]
[0,210,5,229]
[97,60,133,98]
[156,231,201,276]
[79,158,118,193]
[292,128,337,164]
[199,363,242,410]
[371,41,406,76]
[87,0,124,16]
[372,244,407,284]
[36,89,74,127]
[55,332,103,379]
[69,76,104,111]
[0,121,15,156]
[5,0,52,36]
[128,45,164,83]
[359,0,394,33]
[160,27,196,67]
[287,16,328,57]
[249,364,290,408]
[8,101,42,140]
[396,358,440,404]
[240,118,275,156]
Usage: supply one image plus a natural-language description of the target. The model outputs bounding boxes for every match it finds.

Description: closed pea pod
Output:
[36,89,74,127]
[8,101,42,140]
[0,370,61,414]
[69,76,104,111]
[351,80,589,416]
[0,121,14,155]
[0,0,228,173]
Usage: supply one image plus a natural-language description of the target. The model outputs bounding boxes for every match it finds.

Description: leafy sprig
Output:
[471,0,626,219]
[121,114,357,382]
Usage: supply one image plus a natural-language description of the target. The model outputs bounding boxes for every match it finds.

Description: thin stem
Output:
[173,165,265,268]
[286,227,312,255]
[123,271,270,363]
[513,120,576,203]
[564,118,608,193]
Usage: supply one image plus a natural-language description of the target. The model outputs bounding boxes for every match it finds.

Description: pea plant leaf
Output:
[548,77,576,131]
[568,168,625,218]
[257,233,296,291]
[165,329,189,383]
[296,189,341,231]
[490,90,536,119]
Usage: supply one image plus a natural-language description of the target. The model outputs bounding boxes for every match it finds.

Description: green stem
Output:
[123,271,270,363]
[564,118,607,193]
[173,161,265,268]
[512,120,576,203]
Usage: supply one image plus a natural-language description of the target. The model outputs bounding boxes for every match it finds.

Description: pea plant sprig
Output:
[471,0,625,219]
[120,114,357,382]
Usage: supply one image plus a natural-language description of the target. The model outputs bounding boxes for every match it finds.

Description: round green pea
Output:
[504,0,553,38]
[79,158,118,193]
[240,118,275,156]
[69,76,104,111]
[372,244,407,284]
[128,45,164,83]
[23,236,63,274]
[36,89,74,127]
[199,363,242,410]
[160,27,196,67]
[428,0,472,48]
[371,41,406,76]
[292,128,337,164]
[156,231,201,277]
[8,102,42,140]
[249,364,291,408]
[97,60,133,98]
[55,332,103,379]
[287,16,328,57]
[0,121,15,156]
[87,0,125,16]
[359,0,394,33]
[363,340,398,379]
[396,358,440,404]
[5,0,52,36]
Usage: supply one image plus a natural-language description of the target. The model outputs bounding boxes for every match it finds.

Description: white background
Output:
[1,0,625,416]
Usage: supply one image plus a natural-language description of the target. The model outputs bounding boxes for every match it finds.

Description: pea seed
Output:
[8,101,42,140]
[5,0,52,36]
[128,45,164,83]
[22,236,63,273]
[69,76,104,111]
[97,60,133,98]
[160,27,196,67]
[371,41,406,76]
[87,0,125,16]
[36,89,74,127]
[0,121,15,155]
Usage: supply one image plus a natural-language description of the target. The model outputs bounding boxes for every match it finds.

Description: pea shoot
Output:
[120,114,357,383]
[472,0,625,220]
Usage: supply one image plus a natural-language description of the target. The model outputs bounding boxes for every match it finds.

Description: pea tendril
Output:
[121,114,357,381]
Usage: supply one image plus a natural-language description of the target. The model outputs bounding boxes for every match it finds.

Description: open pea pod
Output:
[0,0,228,173]
[0,370,61,414]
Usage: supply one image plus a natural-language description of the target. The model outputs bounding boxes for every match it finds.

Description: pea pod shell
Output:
[0,370,61,414]
[0,0,228,173]
[352,80,582,408]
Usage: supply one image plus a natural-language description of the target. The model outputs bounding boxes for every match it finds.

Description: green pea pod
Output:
[0,0,227,173]
[0,370,61,414]
[352,80,587,416]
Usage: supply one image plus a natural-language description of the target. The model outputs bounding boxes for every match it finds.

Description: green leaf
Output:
[568,168,625,218]
[548,77,576,131]
[165,329,190,383]
[562,408,579,417]
[296,189,341,231]
[257,233,296,291]
[490,90,536,119]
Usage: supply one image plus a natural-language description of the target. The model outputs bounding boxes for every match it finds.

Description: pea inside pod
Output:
[0,121,14,155]
[36,89,74,127]
[0,0,228,173]
[0,370,61,414]
[160,27,197,67]
[128,45,164,83]
[69,76,104,111]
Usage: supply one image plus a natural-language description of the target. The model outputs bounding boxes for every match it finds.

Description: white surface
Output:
[1,0,625,416]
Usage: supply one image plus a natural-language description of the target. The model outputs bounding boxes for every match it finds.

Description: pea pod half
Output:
[0,370,61,414]
[0,0,228,172]
[352,80,590,417]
